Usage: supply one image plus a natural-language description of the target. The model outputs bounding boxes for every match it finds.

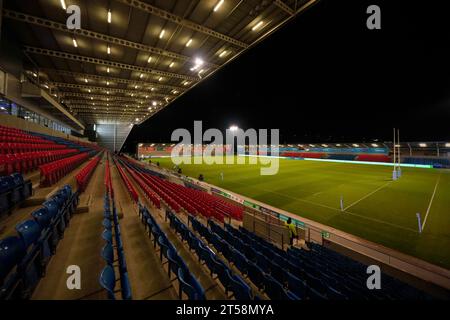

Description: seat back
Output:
[230,274,252,300]
[99,265,116,300]
[0,236,26,281]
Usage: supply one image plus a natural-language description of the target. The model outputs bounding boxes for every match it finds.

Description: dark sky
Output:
[122,0,450,152]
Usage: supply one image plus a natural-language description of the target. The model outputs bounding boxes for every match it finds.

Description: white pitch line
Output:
[421,174,441,231]
[343,181,392,211]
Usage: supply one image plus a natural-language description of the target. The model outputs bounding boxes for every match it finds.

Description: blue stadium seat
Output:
[0,236,25,284]
[177,268,205,300]
[232,248,250,275]
[247,262,265,289]
[99,265,116,300]
[263,274,299,300]
[102,229,113,244]
[101,243,114,265]
[286,271,308,299]
[102,218,112,230]
[31,208,52,229]
[230,273,253,300]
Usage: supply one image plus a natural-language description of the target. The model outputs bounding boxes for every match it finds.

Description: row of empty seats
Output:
[0,173,32,215]
[167,211,256,300]
[0,185,78,299]
[39,153,90,187]
[113,158,138,203]
[0,142,67,154]
[99,183,132,300]
[138,204,205,300]
[0,149,80,175]
[0,125,54,144]
[75,155,101,193]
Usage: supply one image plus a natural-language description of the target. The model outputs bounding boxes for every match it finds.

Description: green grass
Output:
[149,156,450,270]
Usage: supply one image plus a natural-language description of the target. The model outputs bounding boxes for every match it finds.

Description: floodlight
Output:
[214,0,224,12]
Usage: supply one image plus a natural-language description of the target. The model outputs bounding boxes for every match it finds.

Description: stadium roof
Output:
[2,0,317,126]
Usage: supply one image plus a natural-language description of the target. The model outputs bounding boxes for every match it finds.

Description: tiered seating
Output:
[113,158,138,203]
[0,173,32,215]
[75,155,101,193]
[0,185,78,299]
[99,182,132,300]
[167,211,254,299]
[120,158,243,222]
[356,154,391,162]
[190,217,299,300]
[138,205,205,300]
[117,158,160,208]
[0,149,79,175]
[39,153,89,187]
[209,222,430,300]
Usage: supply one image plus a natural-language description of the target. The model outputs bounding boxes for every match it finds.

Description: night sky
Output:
[122,0,450,153]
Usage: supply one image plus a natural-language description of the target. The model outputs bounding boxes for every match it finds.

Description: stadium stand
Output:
[118,157,243,222]
[137,204,206,300]
[0,185,78,299]
[166,210,256,300]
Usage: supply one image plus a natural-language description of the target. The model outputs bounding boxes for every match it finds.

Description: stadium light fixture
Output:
[108,10,112,24]
[186,38,193,47]
[84,78,88,83]
[60,0,66,10]
[107,67,110,73]
[445,143,450,147]
[353,144,359,147]
[107,45,111,55]
[169,62,174,68]
[219,50,228,58]
[147,56,152,63]
[72,38,78,48]
[159,29,165,39]
[371,143,379,147]
[140,73,144,79]
[159,77,163,82]
[252,21,264,31]
[229,125,239,132]
[214,0,224,12]
[419,143,427,147]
